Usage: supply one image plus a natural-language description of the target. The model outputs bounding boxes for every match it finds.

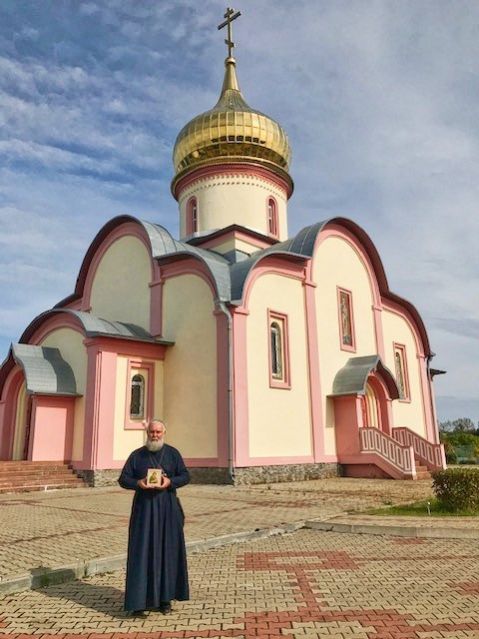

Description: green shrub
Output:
[432,468,479,512]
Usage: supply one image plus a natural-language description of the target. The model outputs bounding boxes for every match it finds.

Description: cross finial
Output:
[217,7,241,58]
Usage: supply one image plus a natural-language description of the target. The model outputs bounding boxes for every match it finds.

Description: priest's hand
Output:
[137,478,151,489]
[160,476,172,490]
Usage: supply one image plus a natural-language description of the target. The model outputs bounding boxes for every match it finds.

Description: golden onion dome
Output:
[172,57,292,194]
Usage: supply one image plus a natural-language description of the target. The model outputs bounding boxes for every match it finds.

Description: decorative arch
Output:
[313,218,431,356]
[0,366,25,459]
[55,216,160,310]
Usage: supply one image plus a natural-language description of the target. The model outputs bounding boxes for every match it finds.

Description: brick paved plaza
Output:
[0,478,436,583]
[0,478,478,638]
[1,529,479,638]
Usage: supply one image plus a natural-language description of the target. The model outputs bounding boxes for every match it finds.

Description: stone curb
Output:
[1,517,476,596]
[0,521,304,596]
[305,518,479,539]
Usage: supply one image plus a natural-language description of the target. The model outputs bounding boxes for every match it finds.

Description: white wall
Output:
[179,174,288,240]
[162,274,217,458]
[90,235,151,329]
[313,235,377,455]
[246,273,312,458]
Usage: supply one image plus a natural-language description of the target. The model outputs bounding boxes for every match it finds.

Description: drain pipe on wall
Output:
[216,301,235,483]
[426,352,441,445]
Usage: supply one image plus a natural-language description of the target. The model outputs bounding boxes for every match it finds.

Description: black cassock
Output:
[118,444,190,611]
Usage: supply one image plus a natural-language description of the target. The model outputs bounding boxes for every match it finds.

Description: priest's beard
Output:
[146,438,164,452]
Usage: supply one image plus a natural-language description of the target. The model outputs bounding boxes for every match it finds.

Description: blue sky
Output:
[1,0,478,423]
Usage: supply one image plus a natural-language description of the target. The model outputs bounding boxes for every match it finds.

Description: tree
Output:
[439,420,454,433]
[452,418,476,433]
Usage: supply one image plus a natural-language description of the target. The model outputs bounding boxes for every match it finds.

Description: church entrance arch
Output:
[360,382,380,429]
[11,381,29,461]
[362,374,392,437]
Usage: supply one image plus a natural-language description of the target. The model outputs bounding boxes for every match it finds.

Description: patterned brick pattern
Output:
[0,478,437,583]
[0,530,478,638]
[451,581,479,596]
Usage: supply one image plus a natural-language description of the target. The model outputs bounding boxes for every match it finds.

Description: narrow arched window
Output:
[268,311,290,388]
[130,374,145,419]
[394,344,410,400]
[270,321,283,379]
[337,287,355,350]
[186,197,198,235]
[267,197,278,237]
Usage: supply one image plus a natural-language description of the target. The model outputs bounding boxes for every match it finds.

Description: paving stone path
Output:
[0,478,436,582]
[1,477,478,637]
[1,529,478,638]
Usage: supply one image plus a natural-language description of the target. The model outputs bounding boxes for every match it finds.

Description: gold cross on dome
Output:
[217,7,241,58]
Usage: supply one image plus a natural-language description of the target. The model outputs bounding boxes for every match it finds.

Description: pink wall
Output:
[77,336,169,471]
[334,395,363,458]
[29,396,74,462]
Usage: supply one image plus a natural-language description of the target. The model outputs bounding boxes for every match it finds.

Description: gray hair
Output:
[147,419,167,431]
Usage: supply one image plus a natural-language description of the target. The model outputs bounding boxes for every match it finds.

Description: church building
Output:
[0,12,446,485]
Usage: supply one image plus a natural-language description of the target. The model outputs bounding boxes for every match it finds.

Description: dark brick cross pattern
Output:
[1,549,479,638]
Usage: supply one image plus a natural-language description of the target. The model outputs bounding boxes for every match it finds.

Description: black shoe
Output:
[126,610,147,618]
[159,601,171,614]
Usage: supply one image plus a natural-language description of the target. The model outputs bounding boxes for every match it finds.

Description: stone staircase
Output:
[414,459,432,480]
[0,461,87,494]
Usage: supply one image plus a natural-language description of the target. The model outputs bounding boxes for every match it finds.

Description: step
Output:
[0,483,86,494]
[0,477,79,485]
[0,469,78,479]
[0,460,88,494]
[416,472,432,480]
[0,479,85,491]
[0,469,80,480]
[0,460,71,467]
[0,465,77,474]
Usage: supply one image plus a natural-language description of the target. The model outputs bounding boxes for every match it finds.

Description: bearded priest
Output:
[118,419,190,617]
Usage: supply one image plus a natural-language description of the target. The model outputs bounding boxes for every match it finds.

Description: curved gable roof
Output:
[0,310,172,397]
[56,215,231,309]
[331,355,400,399]
[19,309,173,346]
[10,343,78,396]
[230,216,431,355]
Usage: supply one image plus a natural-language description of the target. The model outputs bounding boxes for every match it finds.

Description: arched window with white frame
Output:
[267,197,278,237]
[268,310,291,388]
[186,196,198,235]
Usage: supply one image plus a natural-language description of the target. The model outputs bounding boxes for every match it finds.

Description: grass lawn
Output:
[365,498,479,517]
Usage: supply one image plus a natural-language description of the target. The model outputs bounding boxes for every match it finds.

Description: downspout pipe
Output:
[216,301,234,483]
[426,352,439,444]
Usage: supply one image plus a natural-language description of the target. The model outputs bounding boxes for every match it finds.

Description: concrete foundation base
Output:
[75,469,120,487]
[76,463,340,487]
[233,462,340,485]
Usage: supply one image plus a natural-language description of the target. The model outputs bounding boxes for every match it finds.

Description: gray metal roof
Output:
[140,221,231,301]
[229,221,329,303]
[62,310,173,344]
[331,355,400,399]
[11,344,78,396]
[139,219,328,304]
